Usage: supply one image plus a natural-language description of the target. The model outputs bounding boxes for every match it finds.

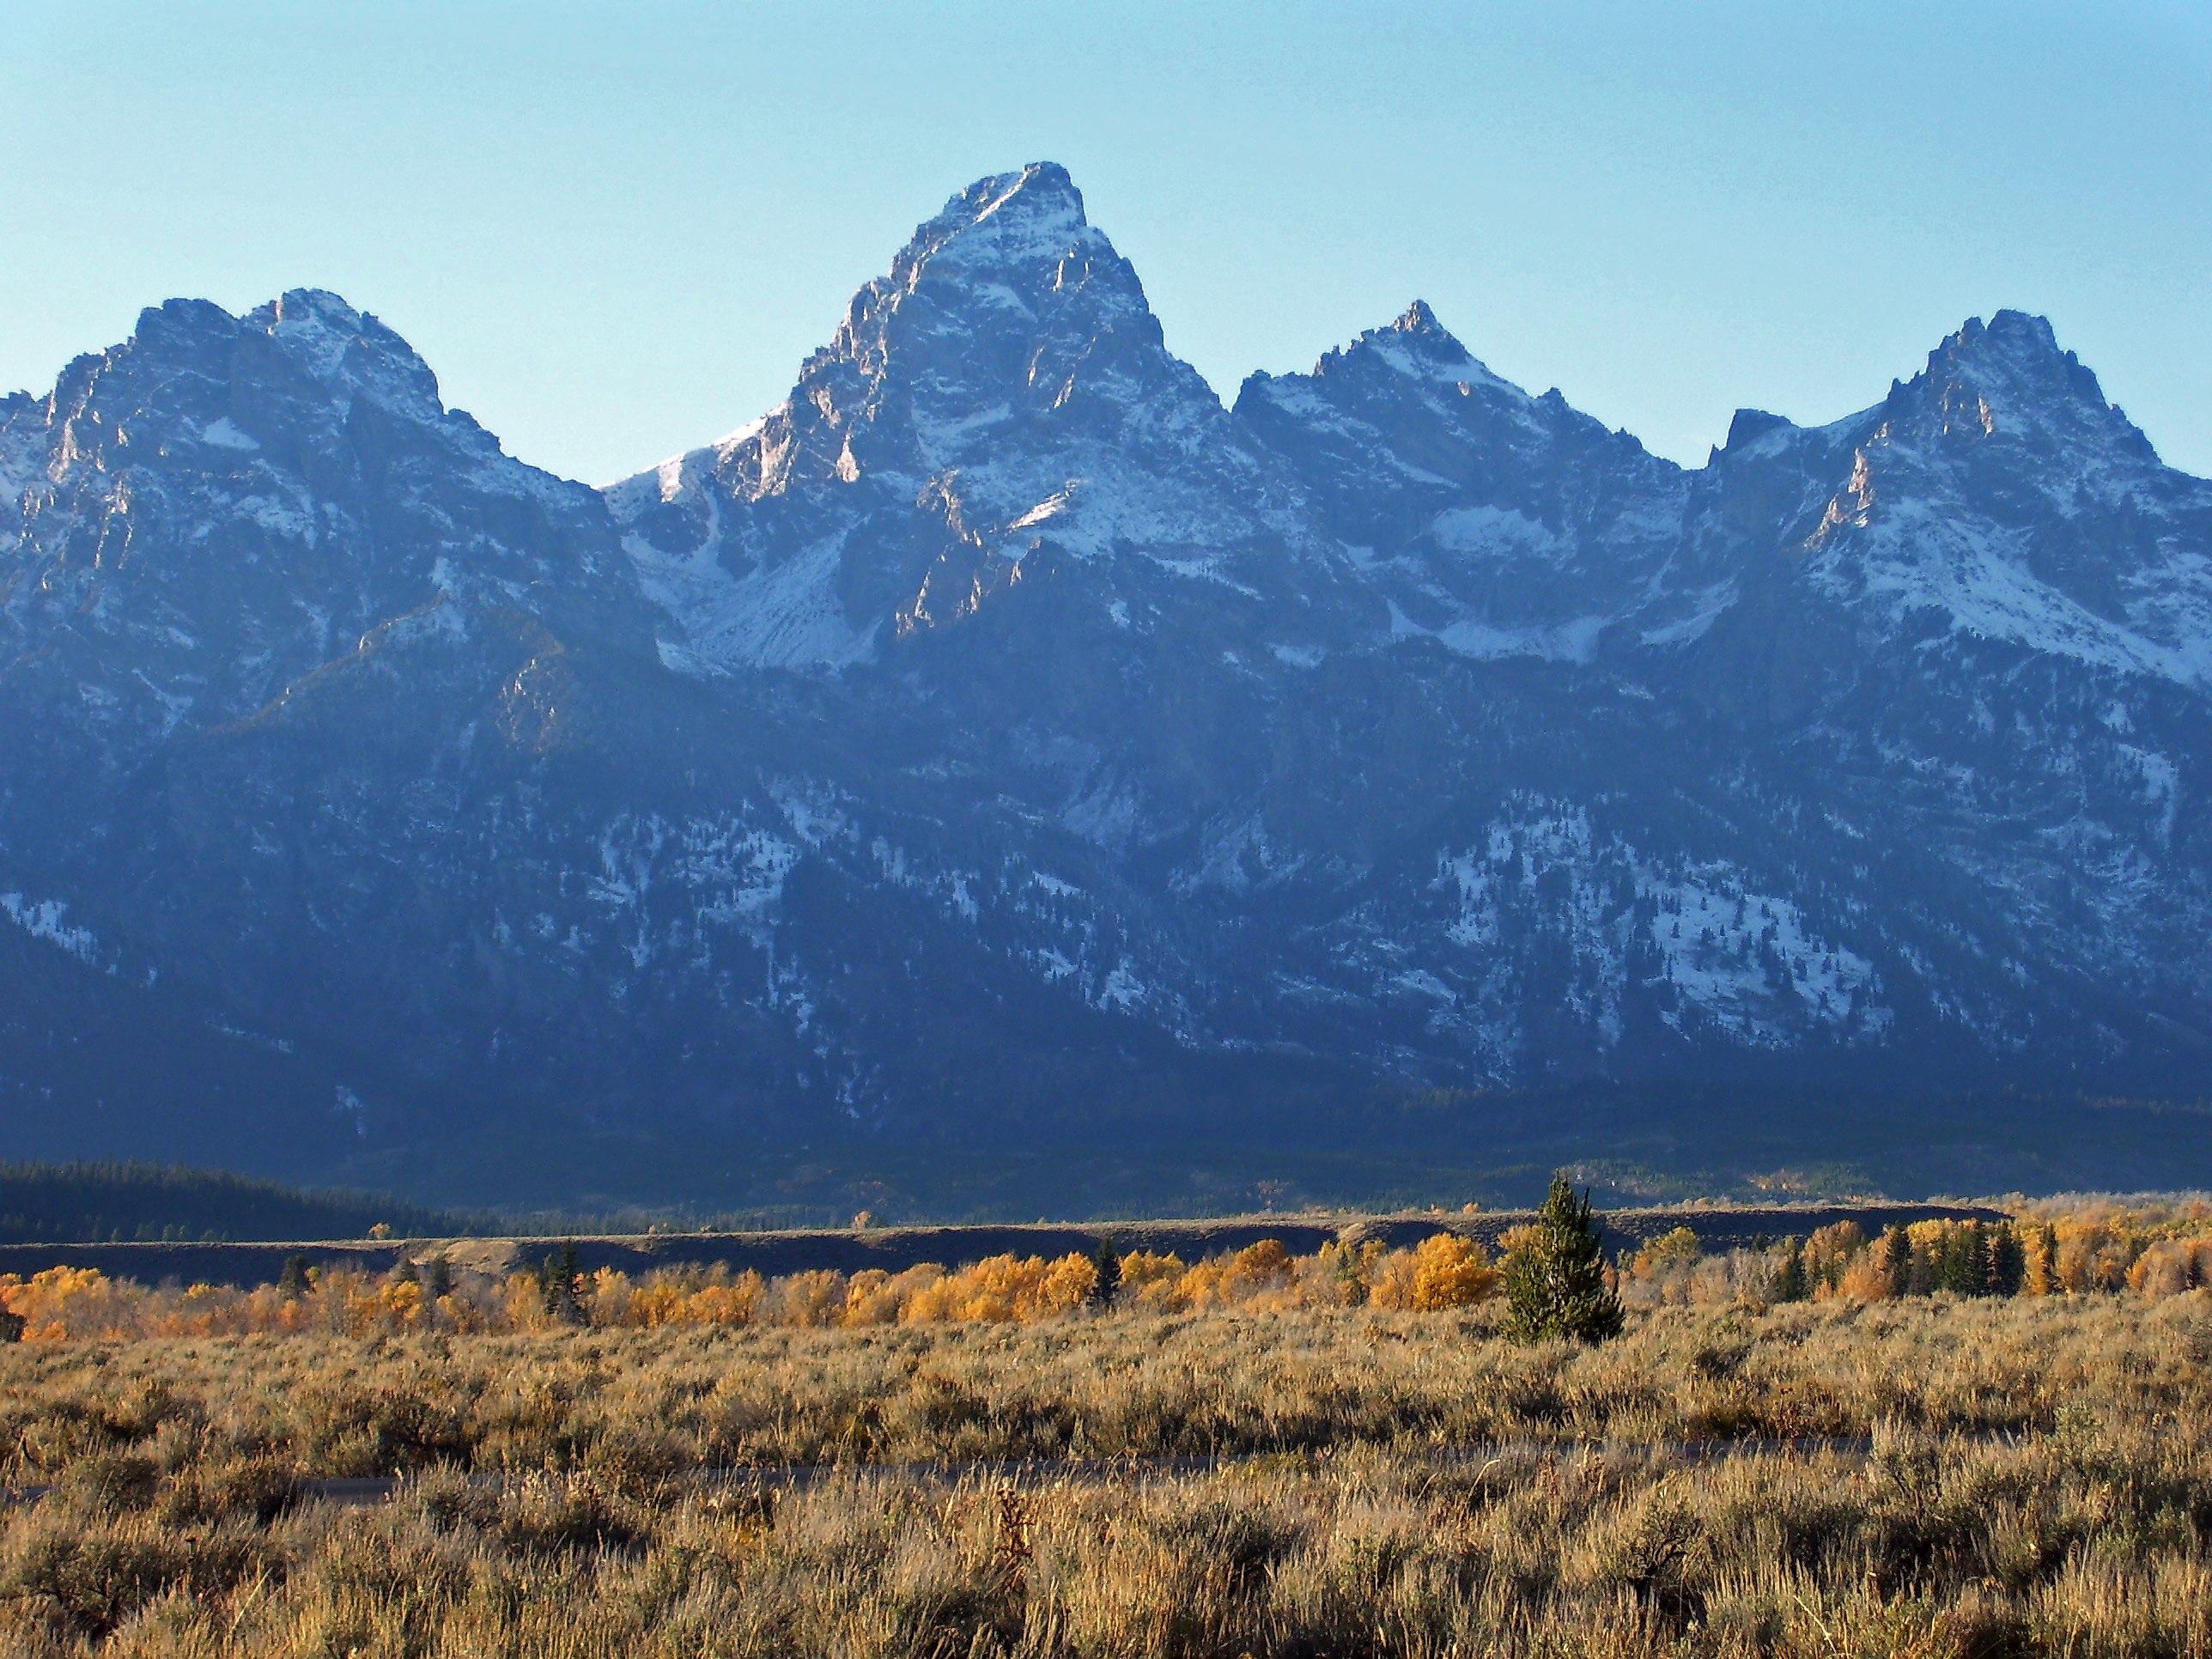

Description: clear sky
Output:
[4,1,2207,485]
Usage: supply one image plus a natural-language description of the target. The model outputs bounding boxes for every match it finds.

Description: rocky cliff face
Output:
[3,164,2208,1193]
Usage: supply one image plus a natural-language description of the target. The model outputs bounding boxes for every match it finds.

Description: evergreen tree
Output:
[1911,1230,1942,1295]
[1088,1238,1121,1310]
[425,1256,453,1300]
[1990,1225,2026,1297]
[1936,1225,1974,1295]
[1966,1223,1994,1296]
[0,1306,22,1343]
[1774,1240,1808,1303]
[1881,1226,1912,1297]
[1334,1242,1370,1306]
[2037,1224,2060,1293]
[1817,1251,1843,1296]
[539,1242,583,1323]
[1504,1175,1624,1345]
[277,1254,313,1298]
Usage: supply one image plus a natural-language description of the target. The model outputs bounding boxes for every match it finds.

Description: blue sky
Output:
[5,1,2207,484]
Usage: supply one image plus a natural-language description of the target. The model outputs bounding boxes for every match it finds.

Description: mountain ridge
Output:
[2,161,2207,1204]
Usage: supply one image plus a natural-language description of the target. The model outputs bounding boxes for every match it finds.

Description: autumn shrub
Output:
[10,1194,2212,1358]
[0,1233,1510,1344]
[1408,1232,1498,1310]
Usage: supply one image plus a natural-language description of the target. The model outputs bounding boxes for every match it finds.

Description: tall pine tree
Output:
[1880,1226,1912,1297]
[1088,1238,1121,1310]
[1990,1225,2026,1297]
[1774,1239,1808,1303]
[539,1241,583,1324]
[1504,1175,1624,1344]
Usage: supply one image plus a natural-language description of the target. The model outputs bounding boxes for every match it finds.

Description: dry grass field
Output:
[3,1288,2212,1656]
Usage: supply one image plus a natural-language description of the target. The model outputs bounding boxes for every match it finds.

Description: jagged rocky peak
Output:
[1720,408,1796,451]
[2,289,637,738]
[1709,311,2166,499]
[828,161,1227,468]
[1691,312,2212,698]
[861,161,1156,355]
[1714,313,2115,453]
[607,164,1334,676]
[28,289,521,488]
[1810,311,2190,532]
[663,160,1221,507]
[1233,298,1690,654]
[1316,298,1518,390]
[1876,309,2156,465]
[1923,311,2101,405]
[246,289,446,416]
[1235,294,1673,496]
[1391,297,1444,334]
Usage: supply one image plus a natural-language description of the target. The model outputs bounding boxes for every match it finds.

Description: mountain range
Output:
[3,161,2207,1210]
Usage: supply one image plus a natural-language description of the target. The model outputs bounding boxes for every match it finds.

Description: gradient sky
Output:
[5,1,2207,485]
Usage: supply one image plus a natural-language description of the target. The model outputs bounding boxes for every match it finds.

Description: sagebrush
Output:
[0,1292,2210,1653]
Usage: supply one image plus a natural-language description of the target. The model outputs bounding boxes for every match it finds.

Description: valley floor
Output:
[1,1295,2209,1655]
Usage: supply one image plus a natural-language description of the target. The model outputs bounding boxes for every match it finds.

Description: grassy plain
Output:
[3,1292,2211,1655]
